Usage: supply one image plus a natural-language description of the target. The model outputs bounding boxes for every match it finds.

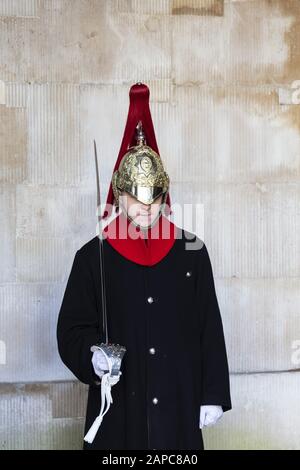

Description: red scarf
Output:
[103,211,177,266]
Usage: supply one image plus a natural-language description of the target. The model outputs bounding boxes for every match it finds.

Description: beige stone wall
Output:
[0,0,299,449]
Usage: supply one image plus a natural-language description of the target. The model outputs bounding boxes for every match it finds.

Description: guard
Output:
[56,82,232,450]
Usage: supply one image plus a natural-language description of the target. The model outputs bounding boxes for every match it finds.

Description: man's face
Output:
[119,191,163,229]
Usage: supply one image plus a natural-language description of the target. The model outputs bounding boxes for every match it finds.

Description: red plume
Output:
[102,82,171,219]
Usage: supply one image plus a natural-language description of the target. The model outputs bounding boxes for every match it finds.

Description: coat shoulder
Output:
[76,236,99,261]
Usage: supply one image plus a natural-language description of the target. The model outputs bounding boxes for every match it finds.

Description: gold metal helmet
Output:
[112,120,170,208]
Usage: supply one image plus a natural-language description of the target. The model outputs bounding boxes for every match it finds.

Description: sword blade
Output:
[94,139,108,344]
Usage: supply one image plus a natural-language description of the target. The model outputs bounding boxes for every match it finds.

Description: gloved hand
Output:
[92,349,121,386]
[92,349,109,378]
[85,348,122,444]
[199,405,223,429]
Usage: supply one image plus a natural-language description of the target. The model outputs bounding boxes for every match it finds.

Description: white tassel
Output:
[84,349,115,444]
[84,415,104,444]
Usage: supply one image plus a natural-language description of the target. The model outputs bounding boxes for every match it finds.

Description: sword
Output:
[84,140,126,444]
[91,139,126,373]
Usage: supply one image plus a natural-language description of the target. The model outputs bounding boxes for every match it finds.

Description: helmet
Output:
[112,120,170,208]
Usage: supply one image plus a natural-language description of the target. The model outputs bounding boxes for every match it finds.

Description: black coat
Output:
[56,228,232,450]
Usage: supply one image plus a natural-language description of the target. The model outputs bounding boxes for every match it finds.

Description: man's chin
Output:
[135,219,153,229]
[127,213,161,230]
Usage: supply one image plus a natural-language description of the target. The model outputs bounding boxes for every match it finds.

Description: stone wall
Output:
[0,0,299,449]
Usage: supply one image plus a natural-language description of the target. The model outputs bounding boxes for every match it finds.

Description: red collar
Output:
[103,211,177,266]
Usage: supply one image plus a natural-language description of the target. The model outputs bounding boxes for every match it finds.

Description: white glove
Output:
[85,348,122,444]
[199,405,223,429]
[92,349,109,378]
[92,349,121,386]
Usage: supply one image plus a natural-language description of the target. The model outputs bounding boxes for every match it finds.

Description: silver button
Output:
[149,347,156,354]
[186,271,192,277]
[147,296,154,304]
[152,397,158,404]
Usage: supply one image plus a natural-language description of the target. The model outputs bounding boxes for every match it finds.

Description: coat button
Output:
[152,397,158,404]
[149,347,156,354]
[147,296,154,304]
[186,271,192,277]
